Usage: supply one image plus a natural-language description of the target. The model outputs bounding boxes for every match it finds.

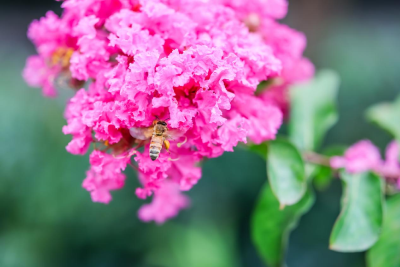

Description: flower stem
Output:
[303,151,331,167]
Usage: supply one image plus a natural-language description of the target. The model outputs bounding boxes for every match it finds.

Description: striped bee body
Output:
[149,121,168,161]
[130,120,173,161]
[149,134,164,161]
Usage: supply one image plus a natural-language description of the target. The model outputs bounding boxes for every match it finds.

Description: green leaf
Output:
[330,171,384,252]
[366,96,400,141]
[248,142,268,160]
[251,184,315,267]
[367,195,400,267]
[267,139,306,206]
[313,166,333,191]
[289,70,340,151]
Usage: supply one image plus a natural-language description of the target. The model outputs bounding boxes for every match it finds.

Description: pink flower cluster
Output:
[23,0,313,223]
[216,0,314,116]
[331,140,400,187]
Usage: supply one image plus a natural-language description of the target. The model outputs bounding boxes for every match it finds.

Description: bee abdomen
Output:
[149,148,160,161]
[149,141,162,161]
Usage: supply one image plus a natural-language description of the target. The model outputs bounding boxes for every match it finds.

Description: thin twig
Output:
[303,151,332,167]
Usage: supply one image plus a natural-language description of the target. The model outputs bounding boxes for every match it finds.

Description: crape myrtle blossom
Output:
[331,140,400,187]
[23,11,78,97]
[330,140,382,174]
[23,0,312,223]
[216,0,314,116]
[83,150,131,204]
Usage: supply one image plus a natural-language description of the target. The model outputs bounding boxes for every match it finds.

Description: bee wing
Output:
[129,127,153,140]
[165,129,185,141]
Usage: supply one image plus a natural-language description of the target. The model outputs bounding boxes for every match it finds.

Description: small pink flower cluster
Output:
[23,0,313,223]
[331,140,400,187]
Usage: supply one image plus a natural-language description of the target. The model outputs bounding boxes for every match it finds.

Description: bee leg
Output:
[164,140,181,161]
[164,139,171,154]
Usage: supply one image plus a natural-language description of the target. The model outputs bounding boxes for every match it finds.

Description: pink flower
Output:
[379,141,400,182]
[259,84,289,116]
[168,147,202,191]
[83,150,130,203]
[331,140,382,174]
[138,180,189,224]
[214,0,315,115]
[331,140,400,188]
[23,0,312,222]
[62,89,93,155]
[231,94,283,144]
[24,10,78,97]
[217,115,249,152]
[28,11,76,57]
[215,0,288,21]
[134,148,172,198]
[23,56,58,97]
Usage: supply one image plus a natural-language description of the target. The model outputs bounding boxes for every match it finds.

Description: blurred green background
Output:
[0,0,400,266]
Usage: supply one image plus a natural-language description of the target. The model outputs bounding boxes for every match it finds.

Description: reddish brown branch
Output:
[303,151,332,167]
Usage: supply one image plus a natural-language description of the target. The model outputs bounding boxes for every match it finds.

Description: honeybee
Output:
[129,120,182,161]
